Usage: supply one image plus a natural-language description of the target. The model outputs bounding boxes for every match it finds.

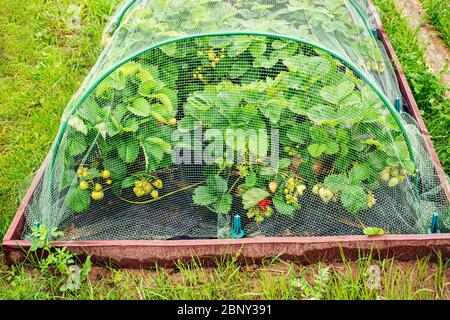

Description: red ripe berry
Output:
[258,198,272,212]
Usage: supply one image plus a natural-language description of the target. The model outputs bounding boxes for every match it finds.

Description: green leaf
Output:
[80,256,92,281]
[336,129,350,144]
[339,92,361,107]
[217,88,241,110]
[160,42,177,56]
[68,116,88,135]
[240,173,256,190]
[269,49,290,64]
[363,227,385,236]
[77,99,103,125]
[159,60,178,88]
[307,143,325,158]
[278,158,292,170]
[213,193,232,214]
[323,141,339,155]
[320,81,355,104]
[117,62,140,77]
[208,175,228,196]
[147,137,171,154]
[340,186,367,214]
[310,127,329,143]
[335,156,351,172]
[138,66,158,82]
[59,169,76,192]
[273,197,297,218]
[118,138,139,163]
[361,86,382,107]
[242,188,270,209]
[402,160,416,175]
[348,164,371,184]
[260,101,283,124]
[193,177,232,214]
[324,175,350,192]
[383,113,401,132]
[287,126,306,144]
[228,36,252,57]
[129,98,151,117]
[121,176,136,189]
[122,118,139,133]
[152,92,174,112]
[95,123,107,139]
[149,103,173,123]
[249,41,267,58]
[229,61,251,79]
[193,186,217,206]
[289,95,309,115]
[103,158,127,181]
[144,137,172,163]
[306,105,339,126]
[336,104,364,123]
[272,39,288,50]
[209,37,232,48]
[282,54,305,72]
[138,80,156,97]
[66,132,87,157]
[66,187,90,213]
[187,91,214,111]
[340,143,349,157]
[177,115,197,132]
[253,56,277,68]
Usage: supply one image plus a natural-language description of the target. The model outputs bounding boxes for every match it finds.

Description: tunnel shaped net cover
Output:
[23,0,450,241]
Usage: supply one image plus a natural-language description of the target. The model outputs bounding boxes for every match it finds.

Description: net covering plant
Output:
[22,0,450,241]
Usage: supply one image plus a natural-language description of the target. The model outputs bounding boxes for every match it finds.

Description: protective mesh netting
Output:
[22,0,449,241]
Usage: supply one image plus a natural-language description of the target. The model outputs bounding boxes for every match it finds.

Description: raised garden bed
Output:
[3,0,450,268]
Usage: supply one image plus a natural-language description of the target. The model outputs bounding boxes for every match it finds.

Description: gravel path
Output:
[393,0,449,93]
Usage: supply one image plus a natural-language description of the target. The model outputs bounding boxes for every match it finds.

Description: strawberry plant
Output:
[57,33,417,231]
[107,0,386,75]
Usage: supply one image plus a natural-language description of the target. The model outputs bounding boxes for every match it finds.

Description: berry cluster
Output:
[312,184,336,204]
[198,47,225,69]
[192,67,204,81]
[367,191,376,209]
[379,166,406,187]
[208,48,225,69]
[284,177,306,205]
[77,168,112,201]
[247,198,273,223]
[236,162,249,178]
[133,178,163,199]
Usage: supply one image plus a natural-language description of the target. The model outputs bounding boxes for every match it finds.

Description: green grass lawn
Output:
[0,0,449,300]
[1,253,449,300]
[420,0,450,48]
[0,0,120,236]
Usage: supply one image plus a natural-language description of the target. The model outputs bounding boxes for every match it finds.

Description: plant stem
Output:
[118,179,207,205]
[227,177,241,194]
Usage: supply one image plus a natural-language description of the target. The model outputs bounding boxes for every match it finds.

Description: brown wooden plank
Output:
[4,234,450,268]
